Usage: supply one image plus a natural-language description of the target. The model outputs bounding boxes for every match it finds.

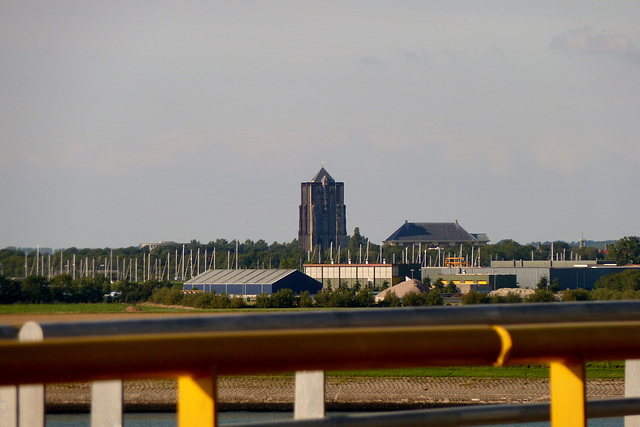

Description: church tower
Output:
[298,167,348,252]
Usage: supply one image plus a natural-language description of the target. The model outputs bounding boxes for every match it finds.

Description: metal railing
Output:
[2,301,640,426]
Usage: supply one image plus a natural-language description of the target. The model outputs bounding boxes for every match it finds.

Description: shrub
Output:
[504,292,523,303]
[461,290,490,304]
[0,275,20,304]
[526,289,556,303]
[354,289,375,307]
[382,292,401,307]
[21,276,52,304]
[255,293,271,308]
[298,291,313,308]
[425,289,444,306]
[402,291,425,306]
[562,289,590,302]
[230,295,247,308]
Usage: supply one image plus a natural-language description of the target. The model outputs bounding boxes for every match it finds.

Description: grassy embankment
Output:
[0,304,624,379]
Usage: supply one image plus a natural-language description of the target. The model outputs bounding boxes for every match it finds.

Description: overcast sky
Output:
[2,1,639,249]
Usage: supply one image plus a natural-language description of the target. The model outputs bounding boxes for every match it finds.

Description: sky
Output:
[2,1,640,249]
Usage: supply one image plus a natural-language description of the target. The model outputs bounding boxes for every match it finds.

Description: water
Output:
[46,412,292,426]
[45,413,623,426]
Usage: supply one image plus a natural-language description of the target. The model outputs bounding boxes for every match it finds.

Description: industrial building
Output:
[423,260,640,290]
[384,220,489,248]
[428,273,517,294]
[304,263,421,289]
[183,269,322,297]
[298,167,348,252]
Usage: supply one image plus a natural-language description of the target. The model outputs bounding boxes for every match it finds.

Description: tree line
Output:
[3,233,637,281]
[2,266,640,307]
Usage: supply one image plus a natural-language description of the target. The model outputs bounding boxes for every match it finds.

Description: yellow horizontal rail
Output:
[499,321,640,364]
[3,321,640,427]
[1,321,640,386]
[0,325,503,385]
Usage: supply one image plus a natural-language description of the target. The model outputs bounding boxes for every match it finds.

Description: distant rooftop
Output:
[384,221,488,246]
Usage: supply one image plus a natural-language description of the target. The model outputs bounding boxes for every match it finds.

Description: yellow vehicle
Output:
[444,257,470,268]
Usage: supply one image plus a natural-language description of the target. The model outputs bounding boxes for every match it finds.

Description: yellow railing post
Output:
[178,370,217,427]
[550,359,586,427]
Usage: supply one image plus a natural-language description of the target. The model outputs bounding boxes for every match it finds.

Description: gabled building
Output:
[384,220,489,248]
[183,269,322,297]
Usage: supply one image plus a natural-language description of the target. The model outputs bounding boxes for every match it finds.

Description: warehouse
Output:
[183,269,322,297]
[304,263,421,289]
[423,260,640,290]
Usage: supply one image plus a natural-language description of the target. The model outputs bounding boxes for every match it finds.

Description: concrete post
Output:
[18,322,44,427]
[0,386,18,427]
[625,360,640,427]
[0,325,18,427]
[294,371,325,419]
[91,380,123,427]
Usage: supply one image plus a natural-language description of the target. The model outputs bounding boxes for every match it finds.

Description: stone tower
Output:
[298,167,348,252]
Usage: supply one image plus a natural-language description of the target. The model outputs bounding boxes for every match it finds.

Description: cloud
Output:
[534,134,605,174]
[550,27,640,63]
[433,134,516,176]
[395,48,428,63]
[358,55,386,67]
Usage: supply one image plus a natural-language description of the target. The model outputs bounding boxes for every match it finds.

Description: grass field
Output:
[330,361,624,379]
[0,303,187,314]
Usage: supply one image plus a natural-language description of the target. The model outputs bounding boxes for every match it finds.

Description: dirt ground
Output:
[0,310,228,329]
[1,311,625,412]
[44,376,623,412]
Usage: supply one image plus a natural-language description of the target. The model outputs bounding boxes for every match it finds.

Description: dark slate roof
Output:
[384,221,479,244]
[184,269,298,285]
[310,167,335,183]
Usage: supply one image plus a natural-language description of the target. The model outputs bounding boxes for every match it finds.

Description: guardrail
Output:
[2,301,640,426]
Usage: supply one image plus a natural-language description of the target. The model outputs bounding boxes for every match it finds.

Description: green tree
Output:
[50,275,78,303]
[526,289,556,303]
[298,291,313,308]
[536,276,548,290]
[330,287,355,307]
[562,289,591,301]
[347,227,366,260]
[355,289,375,307]
[575,246,602,261]
[425,289,444,305]
[402,291,426,306]
[504,292,523,303]
[312,289,331,307]
[461,290,490,304]
[279,257,297,269]
[255,293,271,308]
[230,295,247,308]
[608,236,640,266]
[77,276,108,303]
[0,275,20,304]
[382,292,401,307]
[594,270,640,292]
[21,276,51,303]
[211,292,231,308]
[590,287,620,301]
[269,289,295,308]
[443,283,459,294]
